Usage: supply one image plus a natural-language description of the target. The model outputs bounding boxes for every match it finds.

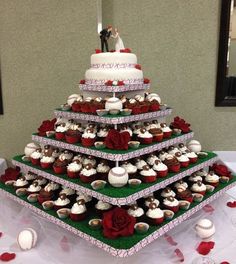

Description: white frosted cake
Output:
[85,52,144,85]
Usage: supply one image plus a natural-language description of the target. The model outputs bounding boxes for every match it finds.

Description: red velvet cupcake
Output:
[81,129,96,147]
[67,160,82,179]
[160,123,172,139]
[79,164,97,183]
[140,165,157,183]
[152,160,168,177]
[137,128,153,144]
[70,200,87,221]
[65,129,81,144]
[30,149,43,165]
[55,123,67,140]
[53,158,68,174]
[40,156,55,169]
[149,128,163,142]
[163,196,179,213]
[146,203,164,225]
[175,152,190,168]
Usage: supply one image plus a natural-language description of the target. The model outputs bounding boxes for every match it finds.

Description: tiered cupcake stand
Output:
[0,82,235,258]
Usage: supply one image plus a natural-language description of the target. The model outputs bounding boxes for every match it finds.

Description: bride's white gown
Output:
[115,34,125,51]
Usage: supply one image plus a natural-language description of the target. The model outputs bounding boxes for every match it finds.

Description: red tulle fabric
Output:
[105,129,131,150]
[0,167,20,183]
[170,116,191,133]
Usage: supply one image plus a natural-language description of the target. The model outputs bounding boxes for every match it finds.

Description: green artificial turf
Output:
[0,177,235,249]
[13,152,217,199]
[32,131,192,155]
[55,108,171,119]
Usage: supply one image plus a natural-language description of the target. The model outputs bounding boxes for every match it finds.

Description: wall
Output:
[0,0,98,161]
[103,0,236,151]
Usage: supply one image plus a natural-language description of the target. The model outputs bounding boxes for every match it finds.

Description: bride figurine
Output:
[112,28,125,51]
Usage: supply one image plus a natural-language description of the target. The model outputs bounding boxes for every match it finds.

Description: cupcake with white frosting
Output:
[127,204,145,222]
[95,200,112,216]
[35,176,48,187]
[144,196,160,208]
[175,152,190,168]
[60,186,76,200]
[76,192,93,208]
[152,160,168,177]
[70,199,87,221]
[27,181,41,194]
[83,156,97,167]
[188,174,203,184]
[30,149,43,165]
[67,160,82,179]
[54,193,70,210]
[191,181,207,195]
[96,160,110,180]
[146,203,164,225]
[174,180,188,191]
[80,164,97,183]
[135,158,147,170]
[55,123,68,140]
[24,172,38,182]
[147,154,159,166]
[14,176,29,189]
[121,161,137,179]
[178,143,188,153]
[40,155,55,169]
[160,123,172,139]
[186,151,198,163]
[161,187,176,199]
[205,171,220,187]
[137,128,153,144]
[97,127,109,141]
[140,165,157,183]
[81,128,96,147]
[163,196,179,213]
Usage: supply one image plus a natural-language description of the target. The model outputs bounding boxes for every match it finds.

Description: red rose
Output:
[79,79,85,84]
[38,118,56,136]
[105,80,113,86]
[102,207,136,239]
[135,64,142,70]
[117,80,124,86]
[120,48,131,53]
[105,129,130,150]
[0,252,16,262]
[211,163,232,178]
[143,78,150,84]
[110,49,116,53]
[0,167,21,183]
[95,49,101,54]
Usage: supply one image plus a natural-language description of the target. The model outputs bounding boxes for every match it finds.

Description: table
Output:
[0,152,235,264]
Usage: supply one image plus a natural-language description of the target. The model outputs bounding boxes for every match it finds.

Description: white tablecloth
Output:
[0,158,7,176]
[0,153,236,264]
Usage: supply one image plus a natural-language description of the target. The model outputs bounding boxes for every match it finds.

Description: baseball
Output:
[67,94,80,106]
[24,143,40,157]
[195,218,215,239]
[187,140,202,153]
[17,228,38,251]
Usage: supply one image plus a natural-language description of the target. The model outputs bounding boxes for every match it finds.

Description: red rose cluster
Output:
[102,207,136,239]
[0,167,20,183]
[196,241,215,255]
[170,116,191,133]
[211,163,232,179]
[120,48,131,53]
[38,118,56,137]
[105,129,131,150]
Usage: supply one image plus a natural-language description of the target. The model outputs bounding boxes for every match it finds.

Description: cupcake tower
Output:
[0,48,236,257]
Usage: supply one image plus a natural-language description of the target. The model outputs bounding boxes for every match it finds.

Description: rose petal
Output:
[0,253,16,262]
[227,201,236,208]
[60,236,70,252]
[203,204,214,213]
[164,234,177,246]
[174,248,184,262]
[196,241,215,255]
[0,232,3,238]
[220,262,230,264]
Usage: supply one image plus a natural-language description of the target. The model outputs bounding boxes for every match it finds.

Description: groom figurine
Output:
[100,25,113,52]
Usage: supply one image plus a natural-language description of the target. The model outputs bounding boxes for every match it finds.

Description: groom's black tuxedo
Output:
[100,28,112,52]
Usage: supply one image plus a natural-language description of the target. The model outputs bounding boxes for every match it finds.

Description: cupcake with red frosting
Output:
[138,128,153,144]
[146,203,164,225]
[140,165,157,183]
[80,164,97,183]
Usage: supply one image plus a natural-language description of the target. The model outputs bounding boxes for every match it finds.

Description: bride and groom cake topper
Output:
[99,25,124,52]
